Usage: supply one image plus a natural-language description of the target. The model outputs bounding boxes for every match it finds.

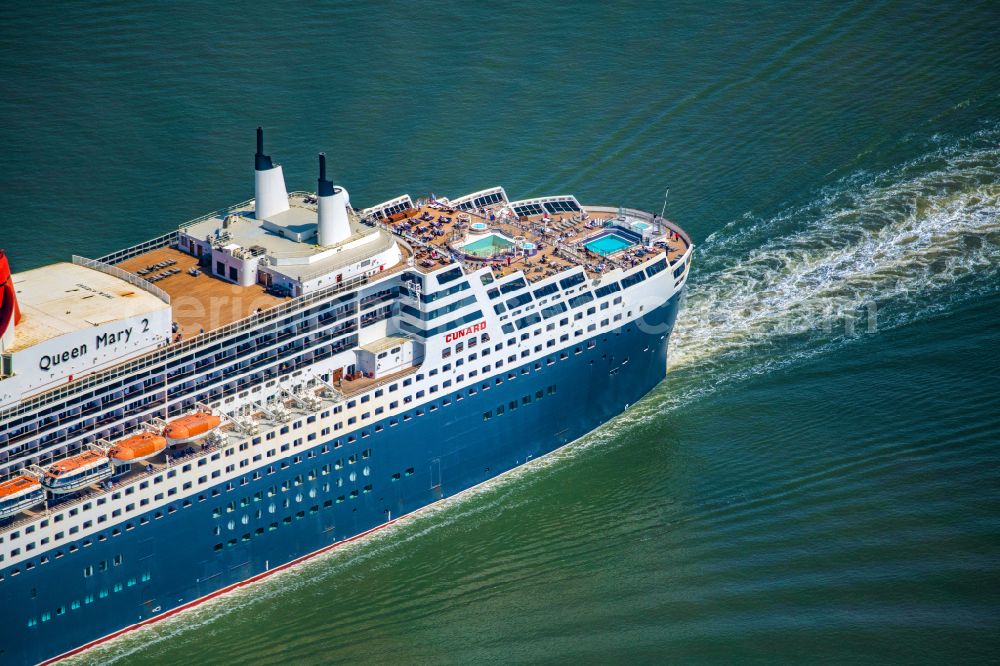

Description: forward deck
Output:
[384,203,689,282]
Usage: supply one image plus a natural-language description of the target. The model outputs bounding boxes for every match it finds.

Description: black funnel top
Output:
[255,126,274,171]
[317,152,334,197]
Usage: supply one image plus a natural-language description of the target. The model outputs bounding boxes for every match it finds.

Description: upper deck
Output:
[115,247,284,339]
[108,191,413,339]
[7,262,169,354]
[377,199,690,282]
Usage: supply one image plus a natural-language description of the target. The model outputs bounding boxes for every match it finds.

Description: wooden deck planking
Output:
[389,204,689,283]
[117,247,286,339]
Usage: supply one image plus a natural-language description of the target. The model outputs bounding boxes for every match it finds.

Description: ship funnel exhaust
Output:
[318,153,333,196]
[0,249,21,352]
[253,126,289,220]
[316,152,351,246]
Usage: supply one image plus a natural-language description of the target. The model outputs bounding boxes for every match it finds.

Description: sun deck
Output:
[115,240,413,340]
[384,203,689,282]
[116,247,285,339]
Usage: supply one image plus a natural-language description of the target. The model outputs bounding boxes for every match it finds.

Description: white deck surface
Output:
[9,262,169,352]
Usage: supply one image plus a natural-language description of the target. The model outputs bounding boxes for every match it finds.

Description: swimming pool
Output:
[585,233,634,255]
[462,233,515,258]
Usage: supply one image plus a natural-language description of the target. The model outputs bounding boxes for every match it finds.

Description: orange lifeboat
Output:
[42,450,113,494]
[0,475,44,519]
[164,412,221,445]
[108,432,168,463]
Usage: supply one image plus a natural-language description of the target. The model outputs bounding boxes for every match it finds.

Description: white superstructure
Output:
[0,127,692,567]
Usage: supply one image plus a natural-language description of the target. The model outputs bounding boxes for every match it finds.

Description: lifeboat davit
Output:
[108,432,168,463]
[164,412,221,445]
[0,475,44,519]
[42,450,113,494]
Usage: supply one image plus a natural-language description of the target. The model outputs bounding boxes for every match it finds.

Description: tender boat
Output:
[108,432,168,463]
[163,412,221,445]
[0,475,44,519]
[41,450,113,494]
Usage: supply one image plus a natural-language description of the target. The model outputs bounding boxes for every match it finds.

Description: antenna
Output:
[660,188,670,218]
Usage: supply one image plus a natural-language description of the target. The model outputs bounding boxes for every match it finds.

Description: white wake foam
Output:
[672,128,1000,373]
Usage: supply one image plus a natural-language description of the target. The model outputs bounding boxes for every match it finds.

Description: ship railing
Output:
[72,255,171,305]
[0,258,407,424]
[287,190,319,210]
[96,230,180,266]
[338,363,420,398]
[177,197,256,231]
[0,384,346,536]
[372,219,432,254]
[373,219,484,275]
[285,233,399,284]
[0,439,221,536]
[584,205,693,249]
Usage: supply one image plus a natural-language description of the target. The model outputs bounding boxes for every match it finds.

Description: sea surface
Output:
[2,1,999,663]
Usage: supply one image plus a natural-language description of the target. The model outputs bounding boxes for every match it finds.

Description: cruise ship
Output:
[0,129,692,665]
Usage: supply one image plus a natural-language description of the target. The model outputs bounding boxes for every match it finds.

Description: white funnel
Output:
[316,153,352,246]
[253,127,289,221]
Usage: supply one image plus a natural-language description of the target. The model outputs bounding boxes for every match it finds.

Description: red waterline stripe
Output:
[39,514,407,665]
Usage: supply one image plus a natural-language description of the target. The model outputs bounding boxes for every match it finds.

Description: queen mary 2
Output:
[0,128,692,665]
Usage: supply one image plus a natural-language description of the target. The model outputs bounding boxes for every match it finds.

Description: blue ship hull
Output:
[0,295,680,666]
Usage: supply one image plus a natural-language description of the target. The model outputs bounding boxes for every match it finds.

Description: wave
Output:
[673,125,1000,374]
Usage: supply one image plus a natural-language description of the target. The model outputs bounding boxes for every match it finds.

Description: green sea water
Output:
[2,0,999,663]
